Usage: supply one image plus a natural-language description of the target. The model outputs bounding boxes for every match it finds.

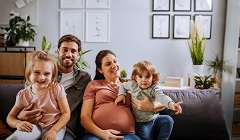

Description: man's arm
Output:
[17,103,43,124]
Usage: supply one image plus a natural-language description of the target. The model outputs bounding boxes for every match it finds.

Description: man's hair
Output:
[57,34,82,52]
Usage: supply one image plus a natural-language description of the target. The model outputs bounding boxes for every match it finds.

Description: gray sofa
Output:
[0,84,230,140]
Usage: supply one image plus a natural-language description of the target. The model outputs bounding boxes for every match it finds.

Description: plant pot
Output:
[5,40,16,46]
[190,65,204,88]
[16,39,29,47]
[192,65,204,75]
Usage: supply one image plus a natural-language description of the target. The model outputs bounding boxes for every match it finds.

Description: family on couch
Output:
[5,34,184,140]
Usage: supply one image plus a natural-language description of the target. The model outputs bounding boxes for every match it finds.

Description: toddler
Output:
[115,60,183,140]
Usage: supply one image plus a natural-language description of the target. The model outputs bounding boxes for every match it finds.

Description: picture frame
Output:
[194,15,212,39]
[60,11,85,42]
[194,0,213,12]
[173,0,191,11]
[153,0,170,11]
[60,0,84,8]
[152,14,170,39]
[173,15,191,39]
[85,11,110,42]
[86,0,110,8]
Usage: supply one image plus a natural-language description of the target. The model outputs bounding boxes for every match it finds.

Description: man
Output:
[17,34,92,140]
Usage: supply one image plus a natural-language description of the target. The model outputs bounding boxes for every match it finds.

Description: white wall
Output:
[0,0,227,85]
[221,0,240,135]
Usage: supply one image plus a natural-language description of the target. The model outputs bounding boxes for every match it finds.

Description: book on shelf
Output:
[164,77,184,87]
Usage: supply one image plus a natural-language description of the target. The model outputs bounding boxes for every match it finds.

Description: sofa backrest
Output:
[0,84,24,132]
[161,89,230,140]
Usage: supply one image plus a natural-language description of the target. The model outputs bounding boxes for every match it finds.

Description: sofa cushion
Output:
[161,89,230,140]
[0,84,24,133]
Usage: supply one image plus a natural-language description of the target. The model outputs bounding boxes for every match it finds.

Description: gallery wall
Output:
[0,0,227,85]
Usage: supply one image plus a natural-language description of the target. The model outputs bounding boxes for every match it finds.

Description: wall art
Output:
[60,0,84,8]
[153,0,170,11]
[86,0,110,8]
[173,0,191,11]
[152,14,170,38]
[194,15,212,39]
[85,11,110,42]
[173,15,191,39]
[60,11,85,41]
[194,0,213,12]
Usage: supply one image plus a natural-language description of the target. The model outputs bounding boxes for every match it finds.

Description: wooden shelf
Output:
[0,46,35,84]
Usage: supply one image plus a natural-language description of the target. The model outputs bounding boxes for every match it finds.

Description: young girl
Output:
[115,60,183,140]
[6,51,70,140]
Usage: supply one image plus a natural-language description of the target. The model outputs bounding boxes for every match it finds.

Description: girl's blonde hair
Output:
[25,50,58,84]
[131,61,160,85]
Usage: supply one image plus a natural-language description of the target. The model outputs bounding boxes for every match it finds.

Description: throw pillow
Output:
[0,120,12,136]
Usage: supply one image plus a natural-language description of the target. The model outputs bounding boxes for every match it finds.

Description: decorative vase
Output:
[192,65,204,75]
[190,65,204,88]
[16,39,29,47]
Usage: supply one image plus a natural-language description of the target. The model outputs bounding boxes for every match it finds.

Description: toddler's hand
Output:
[16,121,33,132]
[168,101,183,114]
[115,95,126,105]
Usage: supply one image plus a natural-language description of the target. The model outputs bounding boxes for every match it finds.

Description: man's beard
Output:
[59,59,74,69]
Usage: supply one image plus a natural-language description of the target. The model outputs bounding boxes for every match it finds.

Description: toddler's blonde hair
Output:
[131,61,160,85]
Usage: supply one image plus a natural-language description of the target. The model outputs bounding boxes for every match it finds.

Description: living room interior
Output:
[0,0,240,139]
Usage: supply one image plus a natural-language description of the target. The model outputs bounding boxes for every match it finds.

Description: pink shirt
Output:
[15,84,66,129]
[83,80,135,134]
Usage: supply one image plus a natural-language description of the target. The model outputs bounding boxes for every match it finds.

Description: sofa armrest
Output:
[160,89,230,140]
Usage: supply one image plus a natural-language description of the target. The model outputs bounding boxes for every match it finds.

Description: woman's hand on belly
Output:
[100,129,124,140]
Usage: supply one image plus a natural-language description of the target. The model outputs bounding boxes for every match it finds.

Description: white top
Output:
[61,71,74,90]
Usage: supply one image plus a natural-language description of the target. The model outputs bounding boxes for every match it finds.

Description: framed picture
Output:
[152,14,170,39]
[86,0,110,8]
[194,15,212,39]
[60,0,84,8]
[173,0,191,11]
[173,15,191,39]
[153,0,170,11]
[194,0,213,12]
[85,11,110,42]
[60,11,85,41]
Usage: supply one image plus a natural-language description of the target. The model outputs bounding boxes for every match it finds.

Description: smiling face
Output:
[57,41,79,72]
[29,60,53,90]
[135,70,153,89]
[97,53,120,82]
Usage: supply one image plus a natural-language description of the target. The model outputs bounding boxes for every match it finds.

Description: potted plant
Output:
[41,36,52,52]
[194,74,215,89]
[205,54,233,84]
[75,49,92,70]
[188,20,206,66]
[120,70,127,78]
[1,13,36,46]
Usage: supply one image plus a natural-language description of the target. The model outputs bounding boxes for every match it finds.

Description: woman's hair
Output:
[131,61,160,85]
[25,50,58,84]
[94,50,116,80]
[57,34,82,52]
